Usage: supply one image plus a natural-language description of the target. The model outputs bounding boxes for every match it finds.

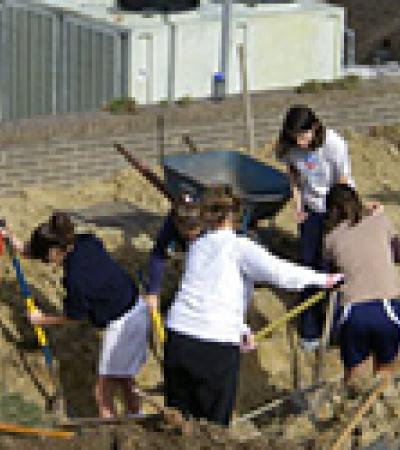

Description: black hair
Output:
[275,104,326,160]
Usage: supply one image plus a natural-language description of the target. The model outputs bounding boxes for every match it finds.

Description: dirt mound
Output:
[0,126,399,447]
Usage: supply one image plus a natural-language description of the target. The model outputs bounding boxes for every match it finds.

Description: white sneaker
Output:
[299,338,320,352]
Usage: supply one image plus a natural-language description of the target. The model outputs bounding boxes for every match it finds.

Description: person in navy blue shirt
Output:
[145,193,202,306]
[14,212,149,419]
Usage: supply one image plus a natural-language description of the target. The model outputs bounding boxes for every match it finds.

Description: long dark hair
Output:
[28,212,75,262]
[201,184,241,230]
[325,184,366,235]
[275,104,326,160]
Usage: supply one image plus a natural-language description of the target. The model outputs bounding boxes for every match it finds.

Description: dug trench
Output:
[0,127,399,448]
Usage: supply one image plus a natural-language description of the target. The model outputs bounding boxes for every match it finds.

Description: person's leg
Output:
[344,359,371,383]
[192,342,240,426]
[298,211,326,341]
[372,300,400,377]
[119,377,141,415]
[95,376,116,418]
[340,305,372,384]
[164,330,197,419]
[98,300,149,417]
[201,348,240,426]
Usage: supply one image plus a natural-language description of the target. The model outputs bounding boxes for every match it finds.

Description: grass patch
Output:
[0,389,49,427]
[102,98,137,114]
[295,75,360,94]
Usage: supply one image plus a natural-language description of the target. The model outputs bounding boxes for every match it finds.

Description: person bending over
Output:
[324,184,400,382]
[3,213,149,419]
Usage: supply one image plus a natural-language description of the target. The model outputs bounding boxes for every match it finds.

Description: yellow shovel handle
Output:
[256,290,327,342]
[26,297,48,347]
[0,422,74,439]
[150,307,165,344]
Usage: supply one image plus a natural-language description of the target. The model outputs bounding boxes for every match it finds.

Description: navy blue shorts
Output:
[339,300,400,370]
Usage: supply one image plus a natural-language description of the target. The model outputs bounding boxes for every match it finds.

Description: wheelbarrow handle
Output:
[114,143,173,201]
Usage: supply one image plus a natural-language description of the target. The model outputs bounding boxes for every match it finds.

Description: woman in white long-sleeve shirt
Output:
[165,185,342,426]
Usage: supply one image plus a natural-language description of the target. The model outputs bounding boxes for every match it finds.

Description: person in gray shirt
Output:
[275,105,354,349]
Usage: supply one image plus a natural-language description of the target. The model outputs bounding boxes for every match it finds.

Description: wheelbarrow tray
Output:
[163,150,290,223]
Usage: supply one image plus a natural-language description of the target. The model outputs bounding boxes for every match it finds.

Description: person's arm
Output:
[29,310,70,326]
[238,237,342,291]
[0,226,27,255]
[288,165,306,223]
[239,275,254,349]
[61,269,90,323]
[321,234,336,271]
[146,214,180,297]
[392,236,400,264]
[378,214,400,264]
[329,131,354,187]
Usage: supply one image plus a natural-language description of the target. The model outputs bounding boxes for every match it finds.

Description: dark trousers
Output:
[164,329,240,426]
[298,209,327,340]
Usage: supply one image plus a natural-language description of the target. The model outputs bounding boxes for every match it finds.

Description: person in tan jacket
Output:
[324,184,400,381]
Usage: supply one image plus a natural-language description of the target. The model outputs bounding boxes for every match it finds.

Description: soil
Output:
[0,125,399,449]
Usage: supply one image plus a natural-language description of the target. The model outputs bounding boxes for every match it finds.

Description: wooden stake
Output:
[329,377,388,450]
[59,413,159,428]
[157,114,165,166]
[182,134,199,153]
[237,44,255,154]
[287,322,301,391]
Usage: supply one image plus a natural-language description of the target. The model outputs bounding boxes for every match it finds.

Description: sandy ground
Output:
[0,126,399,448]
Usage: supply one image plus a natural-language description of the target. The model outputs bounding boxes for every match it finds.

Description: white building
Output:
[0,0,345,119]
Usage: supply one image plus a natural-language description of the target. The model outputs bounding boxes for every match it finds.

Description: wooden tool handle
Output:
[329,377,388,450]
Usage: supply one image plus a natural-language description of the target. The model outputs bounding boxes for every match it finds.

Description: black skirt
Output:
[164,329,240,426]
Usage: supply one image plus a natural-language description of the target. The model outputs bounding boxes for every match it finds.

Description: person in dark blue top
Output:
[19,212,149,419]
[146,193,202,300]
[62,233,138,328]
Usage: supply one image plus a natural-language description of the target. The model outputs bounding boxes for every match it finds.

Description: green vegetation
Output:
[175,95,193,107]
[103,97,137,114]
[0,389,49,427]
[295,75,360,94]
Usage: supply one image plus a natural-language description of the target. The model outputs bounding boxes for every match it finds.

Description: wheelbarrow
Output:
[162,150,290,230]
[114,144,290,230]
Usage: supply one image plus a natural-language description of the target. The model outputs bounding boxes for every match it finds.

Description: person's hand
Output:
[0,224,9,238]
[143,294,159,311]
[29,309,45,326]
[240,330,257,353]
[325,273,344,289]
[365,201,384,216]
[294,209,308,224]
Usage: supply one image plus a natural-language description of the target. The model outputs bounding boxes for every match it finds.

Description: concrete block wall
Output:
[1,80,400,197]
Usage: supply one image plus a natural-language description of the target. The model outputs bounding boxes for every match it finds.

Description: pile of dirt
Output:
[0,125,399,447]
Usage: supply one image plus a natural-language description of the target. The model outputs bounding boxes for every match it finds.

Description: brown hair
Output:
[325,184,366,235]
[275,104,326,160]
[27,212,75,262]
[201,185,241,230]
[172,193,202,236]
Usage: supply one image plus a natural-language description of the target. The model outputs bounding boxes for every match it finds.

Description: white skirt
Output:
[98,297,150,377]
